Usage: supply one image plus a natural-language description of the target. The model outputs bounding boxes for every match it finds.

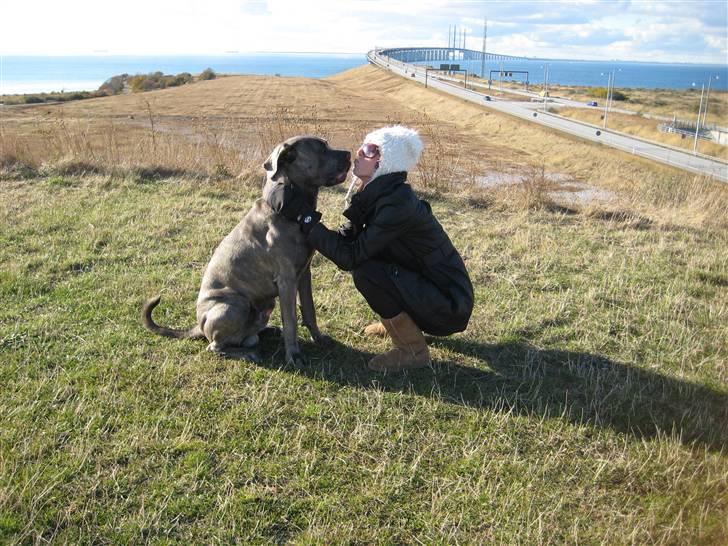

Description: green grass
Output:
[1,173,726,544]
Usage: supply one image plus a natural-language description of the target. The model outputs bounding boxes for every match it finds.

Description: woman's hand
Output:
[337,220,359,240]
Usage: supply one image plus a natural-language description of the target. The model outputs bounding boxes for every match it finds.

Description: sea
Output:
[1,53,726,95]
[427,58,728,91]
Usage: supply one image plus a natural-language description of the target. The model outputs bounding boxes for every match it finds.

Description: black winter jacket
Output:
[307,172,474,336]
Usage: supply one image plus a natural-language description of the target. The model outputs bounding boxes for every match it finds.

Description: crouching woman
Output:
[271,125,474,372]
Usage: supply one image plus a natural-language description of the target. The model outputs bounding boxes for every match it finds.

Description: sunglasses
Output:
[357,142,380,158]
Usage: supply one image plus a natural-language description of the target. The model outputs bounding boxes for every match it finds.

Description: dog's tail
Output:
[142,295,204,339]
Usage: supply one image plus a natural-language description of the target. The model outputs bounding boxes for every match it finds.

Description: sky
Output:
[1,0,726,63]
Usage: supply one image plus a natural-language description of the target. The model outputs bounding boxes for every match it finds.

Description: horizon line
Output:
[0,50,726,67]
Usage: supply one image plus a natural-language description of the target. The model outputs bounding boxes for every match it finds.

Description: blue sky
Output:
[2,0,726,63]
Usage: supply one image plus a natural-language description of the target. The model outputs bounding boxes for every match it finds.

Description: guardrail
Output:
[658,123,712,141]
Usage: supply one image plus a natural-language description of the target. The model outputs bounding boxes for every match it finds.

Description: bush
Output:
[99,71,200,95]
[99,74,127,95]
[199,68,216,81]
[169,72,193,87]
[129,76,153,92]
[588,87,628,101]
[24,96,44,104]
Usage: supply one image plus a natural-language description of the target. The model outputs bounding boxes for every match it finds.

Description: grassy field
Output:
[1,65,727,544]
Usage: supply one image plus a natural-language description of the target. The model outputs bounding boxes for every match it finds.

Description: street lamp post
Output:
[602,70,614,129]
[693,82,706,154]
[701,74,718,128]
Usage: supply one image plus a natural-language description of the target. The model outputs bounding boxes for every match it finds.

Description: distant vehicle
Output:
[410,72,416,77]
[484,95,492,101]
[587,101,598,107]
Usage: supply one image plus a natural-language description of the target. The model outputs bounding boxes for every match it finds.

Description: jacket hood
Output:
[363,125,423,181]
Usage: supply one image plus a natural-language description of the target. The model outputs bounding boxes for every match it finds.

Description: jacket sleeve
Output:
[307,203,412,271]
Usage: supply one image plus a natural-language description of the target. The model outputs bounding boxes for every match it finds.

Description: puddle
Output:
[475,171,573,187]
[475,171,616,205]
[550,182,617,205]
[476,172,528,187]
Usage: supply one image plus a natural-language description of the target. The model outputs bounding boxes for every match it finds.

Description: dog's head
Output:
[263,136,351,189]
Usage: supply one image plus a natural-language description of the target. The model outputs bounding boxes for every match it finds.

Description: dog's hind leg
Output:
[202,297,275,363]
[252,299,279,339]
[201,300,249,352]
[208,342,263,363]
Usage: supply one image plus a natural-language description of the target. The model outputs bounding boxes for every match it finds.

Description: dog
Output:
[142,135,351,365]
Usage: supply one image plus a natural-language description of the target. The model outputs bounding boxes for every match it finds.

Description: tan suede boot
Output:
[363,321,388,337]
[368,312,431,372]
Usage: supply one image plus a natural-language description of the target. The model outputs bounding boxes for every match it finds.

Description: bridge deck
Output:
[378,47,528,64]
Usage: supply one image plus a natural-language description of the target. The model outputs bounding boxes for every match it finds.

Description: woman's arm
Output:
[306,203,410,271]
[267,181,414,271]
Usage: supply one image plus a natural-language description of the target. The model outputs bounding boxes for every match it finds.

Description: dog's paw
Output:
[286,351,308,367]
[258,326,282,339]
[246,350,263,363]
[313,333,334,347]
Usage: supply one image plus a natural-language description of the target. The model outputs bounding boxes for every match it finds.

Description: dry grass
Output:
[555,106,728,160]
[3,65,727,230]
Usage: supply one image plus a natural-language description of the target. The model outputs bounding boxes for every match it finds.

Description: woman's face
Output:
[353,142,380,182]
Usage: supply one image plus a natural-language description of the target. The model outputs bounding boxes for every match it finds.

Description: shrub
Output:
[588,87,628,101]
[99,71,199,95]
[168,72,193,87]
[179,72,193,82]
[199,68,216,81]
[129,76,159,92]
[24,96,44,104]
[99,74,127,95]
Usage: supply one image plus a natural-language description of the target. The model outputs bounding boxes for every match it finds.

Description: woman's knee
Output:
[352,260,388,291]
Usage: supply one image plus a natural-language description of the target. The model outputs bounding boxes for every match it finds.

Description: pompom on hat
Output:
[363,125,423,180]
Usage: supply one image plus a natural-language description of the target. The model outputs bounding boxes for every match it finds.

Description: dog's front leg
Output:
[277,276,306,366]
[297,264,332,346]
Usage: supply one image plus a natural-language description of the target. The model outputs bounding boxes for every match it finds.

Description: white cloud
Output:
[0,0,725,62]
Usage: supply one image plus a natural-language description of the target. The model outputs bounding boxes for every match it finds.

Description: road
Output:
[369,51,728,183]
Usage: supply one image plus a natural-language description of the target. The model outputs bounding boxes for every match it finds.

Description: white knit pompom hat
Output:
[363,125,423,180]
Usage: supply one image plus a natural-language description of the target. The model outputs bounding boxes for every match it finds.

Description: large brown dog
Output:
[142,136,351,364]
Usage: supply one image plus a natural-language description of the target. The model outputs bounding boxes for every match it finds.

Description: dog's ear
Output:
[263,143,298,181]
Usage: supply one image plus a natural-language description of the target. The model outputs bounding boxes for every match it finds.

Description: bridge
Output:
[377,46,527,65]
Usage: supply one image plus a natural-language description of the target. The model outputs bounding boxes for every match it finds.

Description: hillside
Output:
[1,64,727,543]
[4,64,725,221]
